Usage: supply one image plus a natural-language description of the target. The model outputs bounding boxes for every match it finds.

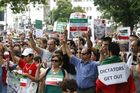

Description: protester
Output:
[130,35,139,43]
[62,30,98,93]
[0,42,16,93]
[127,39,140,68]
[35,54,68,93]
[29,30,57,67]
[96,42,136,93]
[0,43,7,93]
[99,37,112,62]
[54,49,76,79]
[132,52,140,93]
[9,37,37,79]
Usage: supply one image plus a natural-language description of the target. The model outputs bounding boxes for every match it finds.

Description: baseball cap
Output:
[4,51,10,55]
[22,48,33,56]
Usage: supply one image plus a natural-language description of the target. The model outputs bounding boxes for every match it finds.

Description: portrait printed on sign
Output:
[94,19,106,40]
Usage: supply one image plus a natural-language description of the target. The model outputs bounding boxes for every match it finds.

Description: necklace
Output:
[51,68,60,74]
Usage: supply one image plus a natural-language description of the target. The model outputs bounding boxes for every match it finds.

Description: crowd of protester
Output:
[0,28,140,93]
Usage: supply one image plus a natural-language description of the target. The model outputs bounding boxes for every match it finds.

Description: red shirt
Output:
[96,74,136,93]
[19,59,37,77]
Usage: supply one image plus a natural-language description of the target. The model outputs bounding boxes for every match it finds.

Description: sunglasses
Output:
[81,52,87,55]
[51,59,59,63]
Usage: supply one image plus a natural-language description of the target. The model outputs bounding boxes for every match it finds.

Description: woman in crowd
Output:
[36,54,68,93]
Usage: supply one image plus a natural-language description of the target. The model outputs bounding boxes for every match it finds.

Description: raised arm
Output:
[84,30,97,53]
[9,36,20,64]
[63,29,73,58]
[29,30,42,54]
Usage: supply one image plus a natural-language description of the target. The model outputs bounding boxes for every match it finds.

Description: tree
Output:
[72,6,85,13]
[51,0,73,22]
[94,0,140,33]
[0,0,47,13]
[51,0,85,23]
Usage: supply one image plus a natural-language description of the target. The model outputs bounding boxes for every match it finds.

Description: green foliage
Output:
[0,0,47,13]
[51,0,84,22]
[52,0,73,22]
[94,0,140,31]
[72,6,85,13]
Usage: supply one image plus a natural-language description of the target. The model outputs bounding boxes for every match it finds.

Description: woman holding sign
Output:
[96,42,136,93]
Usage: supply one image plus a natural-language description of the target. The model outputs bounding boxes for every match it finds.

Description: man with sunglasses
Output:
[62,30,98,93]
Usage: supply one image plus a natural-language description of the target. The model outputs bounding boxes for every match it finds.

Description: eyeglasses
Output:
[81,52,87,55]
[51,59,59,63]
[72,52,76,54]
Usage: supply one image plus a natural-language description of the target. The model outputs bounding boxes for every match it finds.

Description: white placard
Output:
[117,27,130,38]
[98,62,130,85]
[35,29,43,38]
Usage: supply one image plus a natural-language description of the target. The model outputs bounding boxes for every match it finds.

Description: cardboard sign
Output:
[98,62,130,85]
[117,27,130,40]
[70,18,88,32]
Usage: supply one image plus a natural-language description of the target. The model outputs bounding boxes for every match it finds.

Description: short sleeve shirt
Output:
[19,59,37,77]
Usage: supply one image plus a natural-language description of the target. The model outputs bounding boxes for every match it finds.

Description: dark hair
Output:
[41,38,48,48]
[108,42,120,56]
[51,54,63,65]
[79,37,86,46]
[28,54,34,59]
[67,39,77,49]
[51,37,59,46]
[34,56,42,63]
[102,37,112,43]
[71,47,77,55]
[130,35,138,39]
[136,39,140,47]
[54,49,63,56]
[60,79,77,92]
[91,50,100,61]
[87,48,92,56]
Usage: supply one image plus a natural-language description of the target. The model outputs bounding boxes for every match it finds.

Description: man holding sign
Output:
[96,42,135,93]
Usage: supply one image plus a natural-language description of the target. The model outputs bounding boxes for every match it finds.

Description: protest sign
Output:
[35,29,43,38]
[98,62,130,85]
[117,27,130,40]
[7,71,38,93]
[69,12,88,38]
[94,19,106,40]
[117,27,130,52]
[55,22,67,32]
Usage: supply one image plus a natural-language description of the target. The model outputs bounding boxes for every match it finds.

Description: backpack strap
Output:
[45,67,51,76]
[61,68,65,77]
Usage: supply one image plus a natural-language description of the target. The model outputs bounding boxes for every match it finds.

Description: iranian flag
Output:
[20,78,27,87]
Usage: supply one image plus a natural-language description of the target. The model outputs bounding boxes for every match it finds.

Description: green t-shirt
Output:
[101,56,122,65]
[44,69,64,93]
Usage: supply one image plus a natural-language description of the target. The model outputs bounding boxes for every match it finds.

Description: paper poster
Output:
[98,62,130,85]
[94,19,106,40]
[7,71,38,93]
